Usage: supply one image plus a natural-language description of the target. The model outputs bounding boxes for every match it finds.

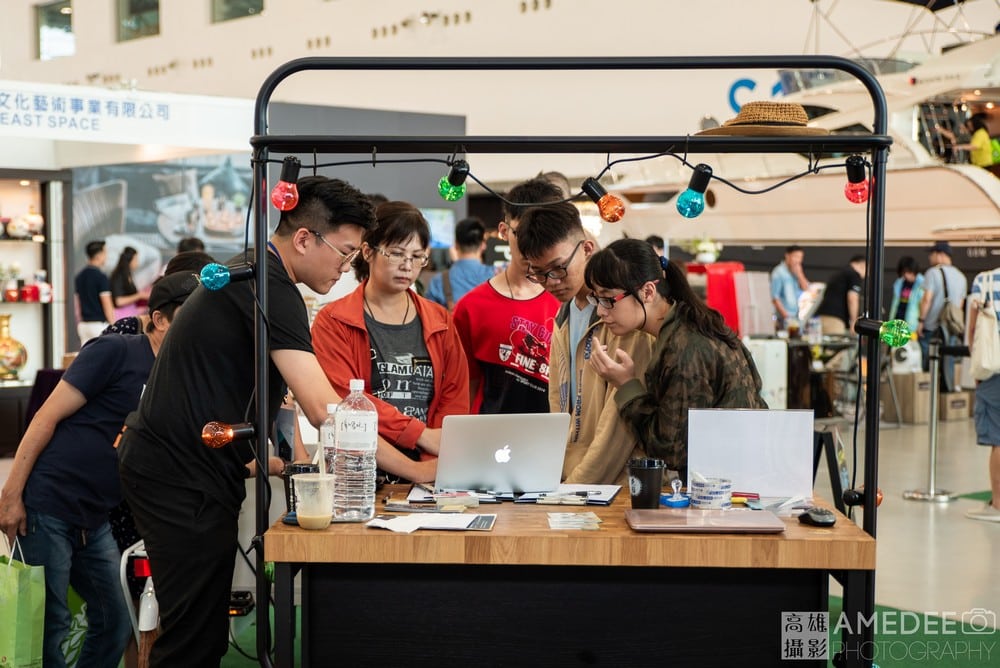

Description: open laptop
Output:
[434,413,570,494]
[625,508,786,534]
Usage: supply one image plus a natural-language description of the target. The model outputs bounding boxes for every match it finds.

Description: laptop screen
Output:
[434,413,570,493]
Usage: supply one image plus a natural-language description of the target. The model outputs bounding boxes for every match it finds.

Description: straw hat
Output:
[696,101,829,136]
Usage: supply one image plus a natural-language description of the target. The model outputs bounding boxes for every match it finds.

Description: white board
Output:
[687,409,813,498]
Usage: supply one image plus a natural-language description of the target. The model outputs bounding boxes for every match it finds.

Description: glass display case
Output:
[0,168,71,452]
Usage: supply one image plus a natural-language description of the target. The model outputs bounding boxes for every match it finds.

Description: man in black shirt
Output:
[74,240,115,344]
[815,255,866,335]
[118,176,375,667]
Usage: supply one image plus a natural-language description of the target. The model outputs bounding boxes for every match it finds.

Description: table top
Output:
[264,486,875,571]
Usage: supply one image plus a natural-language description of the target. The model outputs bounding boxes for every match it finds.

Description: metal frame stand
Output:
[903,338,957,502]
[250,56,892,668]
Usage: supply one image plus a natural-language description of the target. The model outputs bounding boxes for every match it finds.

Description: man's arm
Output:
[847,291,861,332]
[376,443,436,483]
[271,349,342,428]
[0,381,86,542]
[918,287,934,327]
[793,268,810,291]
[772,297,789,320]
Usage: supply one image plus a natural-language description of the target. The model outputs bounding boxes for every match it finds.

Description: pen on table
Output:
[731,491,760,500]
[538,490,600,497]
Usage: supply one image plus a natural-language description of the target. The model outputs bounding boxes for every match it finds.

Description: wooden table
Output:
[265,487,875,667]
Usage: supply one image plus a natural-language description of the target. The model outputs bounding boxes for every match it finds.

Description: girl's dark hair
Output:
[354,201,430,281]
[111,246,138,280]
[585,238,740,349]
[896,255,919,277]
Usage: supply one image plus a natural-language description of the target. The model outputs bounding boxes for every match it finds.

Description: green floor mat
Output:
[827,596,998,667]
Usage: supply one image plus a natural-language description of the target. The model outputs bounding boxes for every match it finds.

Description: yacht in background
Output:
[599,32,1000,252]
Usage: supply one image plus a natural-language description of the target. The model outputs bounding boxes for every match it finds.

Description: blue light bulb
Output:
[199,262,254,291]
[676,163,713,219]
[200,263,232,290]
[676,189,706,218]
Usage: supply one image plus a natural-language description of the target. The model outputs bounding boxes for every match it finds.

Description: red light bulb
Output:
[844,155,869,204]
[844,180,869,204]
[202,421,255,448]
[597,193,625,222]
[270,156,301,211]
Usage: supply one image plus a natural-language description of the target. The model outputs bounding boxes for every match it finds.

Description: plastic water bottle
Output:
[320,403,337,479]
[333,379,378,521]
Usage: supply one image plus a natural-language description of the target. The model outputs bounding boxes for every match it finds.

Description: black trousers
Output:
[120,464,238,668]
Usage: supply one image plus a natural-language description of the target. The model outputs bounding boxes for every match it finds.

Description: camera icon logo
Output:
[961,608,997,634]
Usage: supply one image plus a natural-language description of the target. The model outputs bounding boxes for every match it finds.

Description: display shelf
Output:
[0,170,69,386]
[0,236,46,243]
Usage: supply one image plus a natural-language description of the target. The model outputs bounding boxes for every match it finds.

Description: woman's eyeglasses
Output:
[586,291,632,309]
[376,247,430,268]
[525,240,584,284]
[587,280,659,309]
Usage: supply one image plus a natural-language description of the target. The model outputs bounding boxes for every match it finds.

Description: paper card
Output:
[687,409,814,498]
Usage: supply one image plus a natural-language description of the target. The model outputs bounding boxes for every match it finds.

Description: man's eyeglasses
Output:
[526,240,584,284]
[376,247,430,268]
[310,231,360,268]
[587,291,632,309]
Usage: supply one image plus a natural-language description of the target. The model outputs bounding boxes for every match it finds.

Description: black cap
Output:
[148,272,199,313]
[926,241,953,257]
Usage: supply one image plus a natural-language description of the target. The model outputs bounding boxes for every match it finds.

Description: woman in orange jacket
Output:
[312,201,470,482]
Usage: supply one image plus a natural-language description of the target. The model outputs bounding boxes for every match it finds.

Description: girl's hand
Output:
[590,344,635,388]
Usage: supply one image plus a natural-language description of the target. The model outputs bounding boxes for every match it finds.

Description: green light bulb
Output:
[438,176,466,201]
[879,319,912,347]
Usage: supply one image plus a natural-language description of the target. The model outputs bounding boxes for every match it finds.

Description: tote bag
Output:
[939,268,966,337]
[0,537,45,668]
[971,273,1000,381]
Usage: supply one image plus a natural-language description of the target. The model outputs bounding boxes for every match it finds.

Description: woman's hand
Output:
[416,427,441,456]
[590,344,635,388]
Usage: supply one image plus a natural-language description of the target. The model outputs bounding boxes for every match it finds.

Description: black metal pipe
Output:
[252,151,273,667]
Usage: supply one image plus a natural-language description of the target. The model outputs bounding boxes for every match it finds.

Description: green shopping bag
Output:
[0,538,45,668]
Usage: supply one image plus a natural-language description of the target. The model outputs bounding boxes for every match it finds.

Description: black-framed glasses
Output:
[526,240,584,284]
[310,231,360,268]
[376,246,430,268]
[587,291,632,309]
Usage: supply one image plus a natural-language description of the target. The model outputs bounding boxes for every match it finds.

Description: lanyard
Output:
[266,241,284,271]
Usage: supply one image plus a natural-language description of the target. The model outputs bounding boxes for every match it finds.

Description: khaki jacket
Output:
[549,302,654,484]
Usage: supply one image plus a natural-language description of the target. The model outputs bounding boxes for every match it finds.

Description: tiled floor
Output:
[2,415,997,624]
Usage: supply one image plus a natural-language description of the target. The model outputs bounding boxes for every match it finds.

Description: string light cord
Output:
[254,153,870,213]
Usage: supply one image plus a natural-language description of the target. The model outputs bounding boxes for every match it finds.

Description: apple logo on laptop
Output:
[494,445,512,464]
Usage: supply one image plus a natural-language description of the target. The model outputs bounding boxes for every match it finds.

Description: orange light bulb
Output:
[201,421,255,448]
[598,194,625,223]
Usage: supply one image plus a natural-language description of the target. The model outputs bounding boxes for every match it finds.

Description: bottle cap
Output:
[326,403,338,415]
[349,379,364,392]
